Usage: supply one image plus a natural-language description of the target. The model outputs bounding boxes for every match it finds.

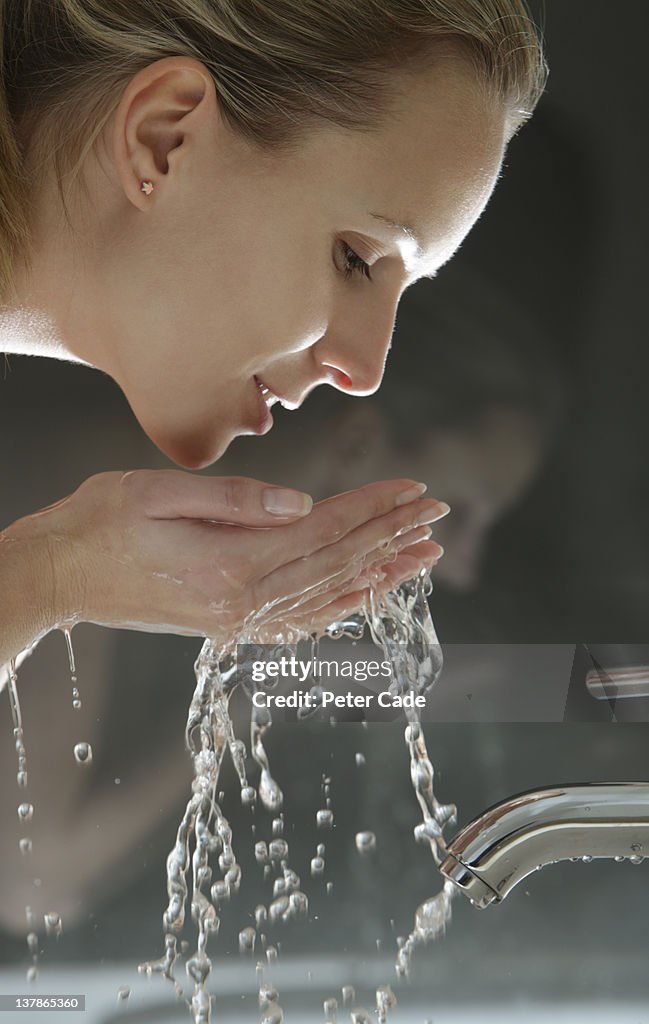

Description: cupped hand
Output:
[14,470,449,647]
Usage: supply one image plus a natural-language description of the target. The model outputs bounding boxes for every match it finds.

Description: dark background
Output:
[1,0,648,1010]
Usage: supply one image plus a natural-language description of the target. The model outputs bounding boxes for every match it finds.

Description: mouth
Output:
[251,375,281,435]
[254,375,283,410]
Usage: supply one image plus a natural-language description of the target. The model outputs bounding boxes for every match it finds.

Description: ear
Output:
[109,56,217,210]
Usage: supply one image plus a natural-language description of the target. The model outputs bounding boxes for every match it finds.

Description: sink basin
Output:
[2,961,648,1024]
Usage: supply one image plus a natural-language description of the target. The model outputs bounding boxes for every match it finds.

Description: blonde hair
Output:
[0,0,546,299]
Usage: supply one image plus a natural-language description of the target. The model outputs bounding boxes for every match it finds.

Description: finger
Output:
[259,539,442,631]
[284,554,434,637]
[121,469,313,525]
[253,498,448,604]
[253,479,447,571]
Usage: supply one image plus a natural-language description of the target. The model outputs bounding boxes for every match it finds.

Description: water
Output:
[354,831,376,854]
[310,855,325,877]
[136,568,452,1021]
[323,995,338,1022]
[358,575,457,978]
[7,659,28,788]
[73,741,93,764]
[44,912,63,939]
[17,802,33,822]
[341,984,355,1005]
[63,629,82,710]
[5,565,450,1017]
[376,984,397,1023]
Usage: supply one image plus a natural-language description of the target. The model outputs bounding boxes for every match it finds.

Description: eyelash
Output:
[340,241,373,282]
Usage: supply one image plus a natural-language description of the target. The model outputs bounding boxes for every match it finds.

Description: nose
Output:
[313,298,399,397]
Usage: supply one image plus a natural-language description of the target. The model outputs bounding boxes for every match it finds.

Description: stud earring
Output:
[140,180,154,196]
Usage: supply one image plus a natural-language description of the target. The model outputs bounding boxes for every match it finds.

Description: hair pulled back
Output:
[0,0,546,298]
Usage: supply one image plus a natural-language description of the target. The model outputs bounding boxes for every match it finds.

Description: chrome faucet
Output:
[439,783,649,908]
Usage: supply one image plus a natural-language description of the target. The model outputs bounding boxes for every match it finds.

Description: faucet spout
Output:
[439,783,649,908]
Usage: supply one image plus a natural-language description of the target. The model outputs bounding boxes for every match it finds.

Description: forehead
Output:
[364,61,506,262]
[286,57,507,272]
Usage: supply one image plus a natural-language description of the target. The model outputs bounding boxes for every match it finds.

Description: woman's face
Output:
[72,56,507,468]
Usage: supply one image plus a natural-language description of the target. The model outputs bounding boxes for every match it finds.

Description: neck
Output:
[0,173,115,376]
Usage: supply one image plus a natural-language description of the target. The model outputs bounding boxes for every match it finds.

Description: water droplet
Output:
[316,808,334,829]
[26,965,38,983]
[269,839,288,861]
[117,986,130,1002]
[581,855,593,863]
[259,771,283,813]
[16,770,28,788]
[326,881,334,895]
[27,932,38,954]
[239,926,256,954]
[342,985,355,1006]
[355,752,366,767]
[17,803,33,822]
[19,837,32,855]
[266,945,278,964]
[44,912,62,939]
[241,785,257,807]
[73,742,92,764]
[350,1009,373,1024]
[324,996,338,1021]
[310,856,325,877]
[355,831,376,854]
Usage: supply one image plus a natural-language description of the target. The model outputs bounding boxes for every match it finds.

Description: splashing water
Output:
[136,567,454,1021]
[362,574,458,978]
[375,984,397,1023]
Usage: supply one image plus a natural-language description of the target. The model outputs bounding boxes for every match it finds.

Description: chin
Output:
[145,424,233,470]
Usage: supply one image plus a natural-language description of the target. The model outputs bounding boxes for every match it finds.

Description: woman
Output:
[0,0,545,665]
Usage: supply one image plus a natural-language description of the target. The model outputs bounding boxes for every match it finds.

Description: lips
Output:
[255,375,282,409]
[252,375,274,434]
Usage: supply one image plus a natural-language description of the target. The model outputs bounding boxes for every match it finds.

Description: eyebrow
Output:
[368,212,437,280]
[369,212,423,257]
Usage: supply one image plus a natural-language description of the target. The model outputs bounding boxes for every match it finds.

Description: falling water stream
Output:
[135,568,456,1022]
[5,568,456,1020]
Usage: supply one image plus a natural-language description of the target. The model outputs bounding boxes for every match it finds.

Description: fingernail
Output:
[395,482,427,506]
[415,500,451,525]
[263,488,313,516]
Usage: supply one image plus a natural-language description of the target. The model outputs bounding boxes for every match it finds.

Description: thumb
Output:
[138,471,313,526]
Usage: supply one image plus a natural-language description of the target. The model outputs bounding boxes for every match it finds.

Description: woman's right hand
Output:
[7,470,450,649]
